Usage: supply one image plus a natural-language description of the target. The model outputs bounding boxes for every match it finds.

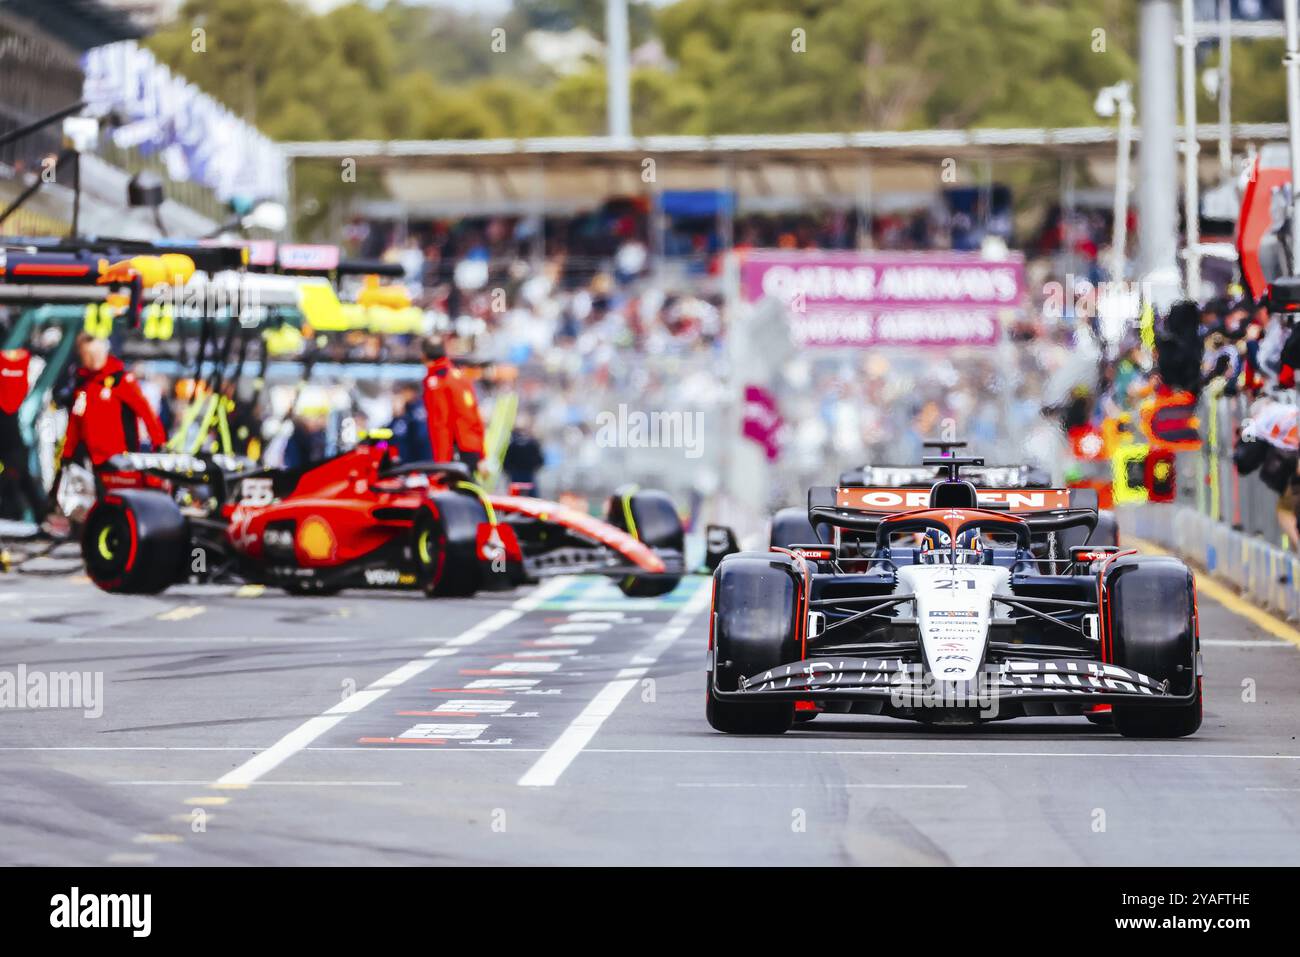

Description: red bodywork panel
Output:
[878,506,1029,541]
[98,441,664,575]
[490,495,666,573]
[1237,157,1291,299]
[211,446,663,572]
[225,444,422,567]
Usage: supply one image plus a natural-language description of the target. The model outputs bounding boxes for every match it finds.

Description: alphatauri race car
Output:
[707,453,1202,739]
[80,433,684,597]
[770,440,1119,556]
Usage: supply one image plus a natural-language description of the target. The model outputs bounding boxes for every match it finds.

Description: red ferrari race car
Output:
[79,433,685,598]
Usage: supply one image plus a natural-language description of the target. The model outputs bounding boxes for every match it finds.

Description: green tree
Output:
[655,0,1141,133]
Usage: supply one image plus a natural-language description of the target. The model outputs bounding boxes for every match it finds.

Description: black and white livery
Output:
[708,452,1202,738]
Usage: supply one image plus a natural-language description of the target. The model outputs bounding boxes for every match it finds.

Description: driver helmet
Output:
[953,528,986,564]
[918,529,950,564]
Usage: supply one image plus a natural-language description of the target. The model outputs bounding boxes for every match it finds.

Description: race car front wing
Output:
[713,656,1197,708]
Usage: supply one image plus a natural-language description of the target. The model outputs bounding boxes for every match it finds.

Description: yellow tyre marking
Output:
[156,605,205,622]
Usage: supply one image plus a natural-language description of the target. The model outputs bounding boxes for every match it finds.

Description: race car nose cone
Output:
[898,564,1009,684]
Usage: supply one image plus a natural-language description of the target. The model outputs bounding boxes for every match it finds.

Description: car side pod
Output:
[706,551,802,734]
[82,488,189,595]
[1101,553,1203,738]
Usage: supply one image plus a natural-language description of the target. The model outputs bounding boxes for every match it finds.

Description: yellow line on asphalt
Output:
[183,796,229,806]
[156,605,205,622]
[234,584,265,598]
[1127,535,1300,650]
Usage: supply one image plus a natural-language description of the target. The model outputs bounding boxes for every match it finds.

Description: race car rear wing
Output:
[808,485,1097,539]
[832,486,1073,512]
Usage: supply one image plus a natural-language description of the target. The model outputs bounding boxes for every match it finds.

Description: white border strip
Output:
[518,584,711,787]
[214,579,571,787]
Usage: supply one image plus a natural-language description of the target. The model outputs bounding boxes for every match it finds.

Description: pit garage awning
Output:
[281,123,1289,218]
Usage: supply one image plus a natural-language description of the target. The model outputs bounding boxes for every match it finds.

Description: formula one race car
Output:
[80,433,684,597]
[770,440,1119,556]
[707,453,1202,739]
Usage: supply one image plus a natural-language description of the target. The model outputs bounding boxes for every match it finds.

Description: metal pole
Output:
[0,100,85,151]
[1137,0,1181,309]
[1218,0,1233,177]
[605,0,632,140]
[1112,87,1134,281]
[1285,0,1300,271]
[1181,0,1201,300]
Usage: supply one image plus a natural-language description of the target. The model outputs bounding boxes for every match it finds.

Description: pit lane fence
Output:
[1119,390,1300,620]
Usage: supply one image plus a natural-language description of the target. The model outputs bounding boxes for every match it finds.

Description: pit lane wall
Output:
[1117,503,1300,621]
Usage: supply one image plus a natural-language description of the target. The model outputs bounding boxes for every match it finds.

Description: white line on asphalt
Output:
[585,748,1300,760]
[110,780,405,786]
[0,746,265,751]
[1202,639,1294,647]
[676,782,967,789]
[16,743,1300,762]
[51,635,421,644]
[212,578,573,787]
[517,584,712,787]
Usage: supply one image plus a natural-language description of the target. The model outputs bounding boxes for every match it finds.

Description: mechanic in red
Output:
[61,333,167,466]
[0,346,48,522]
[421,336,486,474]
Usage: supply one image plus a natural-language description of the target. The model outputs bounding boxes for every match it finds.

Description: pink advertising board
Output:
[738,250,1024,347]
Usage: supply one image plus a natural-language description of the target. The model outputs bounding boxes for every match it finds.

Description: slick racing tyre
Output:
[414,491,488,598]
[1104,554,1202,738]
[706,553,800,734]
[769,506,823,549]
[607,486,683,597]
[82,489,188,595]
[1091,510,1119,547]
[1056,488,1103,552]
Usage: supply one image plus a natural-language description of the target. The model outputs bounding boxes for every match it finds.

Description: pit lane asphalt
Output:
[1,568,1298,866]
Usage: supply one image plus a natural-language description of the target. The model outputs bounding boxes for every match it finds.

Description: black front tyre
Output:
[607,486,683,597]
[82,490,188,594]
[706,552,800,734]
[706,676,796,734]
[414,492,487,597]
[1106,554,1202,738]
[1112,680,1203,738]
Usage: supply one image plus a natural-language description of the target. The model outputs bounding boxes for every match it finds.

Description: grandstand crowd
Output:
[3,196,1293,545]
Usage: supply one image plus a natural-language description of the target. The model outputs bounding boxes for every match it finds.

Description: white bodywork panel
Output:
[896,564,1011,682]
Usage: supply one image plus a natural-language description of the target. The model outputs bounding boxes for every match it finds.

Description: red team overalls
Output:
[422,355,485,469]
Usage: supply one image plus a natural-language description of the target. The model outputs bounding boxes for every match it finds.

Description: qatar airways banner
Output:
[738,251,1024,347]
